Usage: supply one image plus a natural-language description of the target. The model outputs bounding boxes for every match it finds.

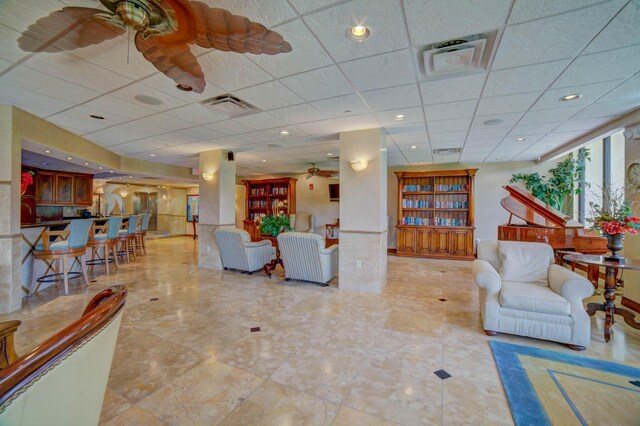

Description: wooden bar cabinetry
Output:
[35,169,93,206]
[395,169,477,260]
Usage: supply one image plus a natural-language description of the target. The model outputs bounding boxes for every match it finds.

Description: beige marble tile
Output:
[100,388,132,424]
[101,405,166,426]
[220,380,338,426]
[332,406,401,426]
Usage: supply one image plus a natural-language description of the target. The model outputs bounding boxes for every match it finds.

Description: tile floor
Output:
[3,237,640,425]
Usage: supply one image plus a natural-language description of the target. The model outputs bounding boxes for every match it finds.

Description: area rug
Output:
[489,341,640,425]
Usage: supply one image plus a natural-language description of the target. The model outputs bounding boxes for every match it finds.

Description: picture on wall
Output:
[187,194,199,222]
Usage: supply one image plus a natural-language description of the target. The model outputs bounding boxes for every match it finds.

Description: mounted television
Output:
[328,184,339,202]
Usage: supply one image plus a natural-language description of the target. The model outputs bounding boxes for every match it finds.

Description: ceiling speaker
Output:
[228,151,234,161]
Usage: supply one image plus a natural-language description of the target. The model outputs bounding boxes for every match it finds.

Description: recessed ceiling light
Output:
[394,114,405,120]
[483,118,504,126]
[267,143,282,148]
[149,153,156,157]
[418,161,424,164]
[66,157,73,160]
[560,94,581,101]
[84,162,89,166]
[516,137,526,141]
[262,159,267,162]
[495,157,503,160]
[44,150,51,154]
[89,114,105,120]
[134,95,163,105]
[129,176,133,178]
[176,84,193,92]
[42,162,48,166]
[411,145,417,149]
[98,166,103,170]
[327,153,333,156]
[118,177,123,180]
[348,25,370,42]
[280,130,290,136]
[344,110,352,113]
[109,170,114,173]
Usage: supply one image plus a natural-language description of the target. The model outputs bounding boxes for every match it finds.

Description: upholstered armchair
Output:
[277,232,338,285]
[290,212,314,233]
[472,241,594,350]
[214,228,275,273]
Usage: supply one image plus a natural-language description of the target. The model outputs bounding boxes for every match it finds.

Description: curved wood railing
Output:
[0,286,127,408]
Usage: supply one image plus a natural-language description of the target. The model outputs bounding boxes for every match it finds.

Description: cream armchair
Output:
[277,232,338,285]
[290,212,314,233]
[472,241,594,350]
[214,228,275,274]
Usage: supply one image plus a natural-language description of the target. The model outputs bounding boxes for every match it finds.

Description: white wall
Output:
[624,135,640,302]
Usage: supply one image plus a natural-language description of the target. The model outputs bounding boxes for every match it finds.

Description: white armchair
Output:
[472,241,594,350]
[214,228,275,274]
[290,212,314,233]
[277,232,338,285]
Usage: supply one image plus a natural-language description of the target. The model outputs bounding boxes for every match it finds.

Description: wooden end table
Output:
[563,254,640,342]
[260,235,283,278]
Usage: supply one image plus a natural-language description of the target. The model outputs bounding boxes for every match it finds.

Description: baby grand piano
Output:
[498,185,608,284]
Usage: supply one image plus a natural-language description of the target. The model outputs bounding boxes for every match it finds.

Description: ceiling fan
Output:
[306,163,338,180]
[18,0,292,93]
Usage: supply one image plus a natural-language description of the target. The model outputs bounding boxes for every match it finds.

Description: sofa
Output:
[214,228,275,273]
[277,232,338,285]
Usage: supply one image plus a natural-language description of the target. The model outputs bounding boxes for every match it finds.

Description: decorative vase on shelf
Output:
[604,233,624,264]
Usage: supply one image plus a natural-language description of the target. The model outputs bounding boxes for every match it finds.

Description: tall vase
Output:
[604,233,624,263]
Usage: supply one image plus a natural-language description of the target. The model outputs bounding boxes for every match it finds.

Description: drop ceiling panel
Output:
[203,120,254,136]
[476,92,540,115]
[280,66,355,102]
[508,0,606,24]
[288,0,345,14]
[247,19,333,78]
[329,113,379,132]
[428,130,467,143]
[531,80,623,111]
[139,73,226,104]
[508,122,562,136]
[424,100,477,121]
[304,0,409,63]
[0,0,68,34]
[492,1,623,70]
[268,104,326,125]
[384,122,427,135]
[571,99,639,120]
[427,117,472,133]
[340,49,416,92]
[200,0,295,28]
[295,120,340,135]
[86,114,194,146]
[583,1,640,54]
[471,112,524,128]
[232,112,287,131]
[403,0,511,46]
[361,84,421,112]
[420,73,486,105]
[483,59,571,97]
[374,107,423,126]
[163,104,227,126]
[554,116,617,133]
[465,138,500,147]
[518,106,584,125]
[198,51,273,92]
[467,127,510,139]
[233,80,305,111]
[596,74,640,103]
[0,24,31,65]
[108,82,187,113]
[392,133,430,146]
[310,94,371,118]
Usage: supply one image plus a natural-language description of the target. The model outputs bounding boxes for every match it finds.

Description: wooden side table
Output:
[192,215,198,240]
[261,235,282,278]
[563,254,640,342]
[325,222,339,247]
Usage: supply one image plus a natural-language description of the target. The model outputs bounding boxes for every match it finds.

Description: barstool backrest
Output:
[107,216,124,240]
[140,214,151,232]
[127,215,139,234]
[68,219,93,248]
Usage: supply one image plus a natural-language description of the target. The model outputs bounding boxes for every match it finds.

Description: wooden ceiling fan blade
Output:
[189,2,292,55]
[19,7,124,53]
[135,33,206,93]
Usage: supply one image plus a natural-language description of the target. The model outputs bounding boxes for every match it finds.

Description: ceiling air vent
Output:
[199,94,261,118]
[433,148,462,155]
[421,30,498,79]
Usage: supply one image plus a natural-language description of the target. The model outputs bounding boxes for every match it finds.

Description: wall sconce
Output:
[349,159,368,171]
[201,172,214,181]
[119,191,129,198]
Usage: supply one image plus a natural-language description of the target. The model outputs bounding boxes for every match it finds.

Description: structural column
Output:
[198,149,236,269]
[339,128,388,293]
[0,106,23,313]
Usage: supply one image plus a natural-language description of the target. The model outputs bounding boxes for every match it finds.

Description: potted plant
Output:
[259,200,292,237]
[20,171,35,214]
[589,185,640,263]
[509,150,589,215]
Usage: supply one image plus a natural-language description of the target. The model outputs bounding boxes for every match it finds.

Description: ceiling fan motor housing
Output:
[115,0,152,31]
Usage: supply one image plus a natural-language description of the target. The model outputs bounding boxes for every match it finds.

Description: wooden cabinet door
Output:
[416,229,433,254]
[74,175,93,205]
[450,229,473,257]
[398,228,416,253]
[35,171,56,204]
[431,229,450,256]
[55,174,74,204]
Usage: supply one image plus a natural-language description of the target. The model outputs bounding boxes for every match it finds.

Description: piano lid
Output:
[501,185,583,229]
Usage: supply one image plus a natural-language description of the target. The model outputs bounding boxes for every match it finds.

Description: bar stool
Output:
[31,219,93,295]
[86,216,123,274]
[134,213,150,256]
[117,215,139,263]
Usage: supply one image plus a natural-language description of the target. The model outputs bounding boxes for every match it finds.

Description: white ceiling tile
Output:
[427,117,472,133]
[108,83,187,113]
[198,51,273,92]
[163,105,227,126]
[140,73,226,103]
[385,123,428,136]
[424,99,477,121]
[361,84,421,111]
[305,0,409,62]
[554,116,617,132]
[203,119,254,136]
[501,134,545,144]
[374,107,423,126]
[518,106,583,125]
[247,19,333,78]
[483,59,571,97]
[508,122,561,136]
[0,24,30,65]
[87,114,194,146]
[583,1,640,54]
[233,112,287,131]
[493,2,623,70]
[428,130,467,143]
[433,154,460,164]
[467,127,510,139]
[404,0,511,46]
[392,133,430,146]
[233,80,304,111]
[329,113,379,132]
[280,66,354,101]
[471,112,524,128]
[340,50,416,92]
[553,45,640,88]
[200,0,296,28]
[595,74,640,103]
[465,138,500,147]
[173,126,226,142]
[288,0,345,14]
[310,94,371,118]
[571,99,639,120]
[0,0,67,34]
[508,0,609,24]
[532,80,623,111]
[295,120,340,135]
[268,104,326,124]
[476,92,541,115]
[420,73,486,105]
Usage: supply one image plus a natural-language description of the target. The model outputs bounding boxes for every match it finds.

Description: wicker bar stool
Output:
[86,216,123,274]
[31,219,93,295]
[135,213,151,256]
[117,215,139,263]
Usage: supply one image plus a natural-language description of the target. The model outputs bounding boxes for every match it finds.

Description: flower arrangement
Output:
[259,200,292,237]
[589,185,640,236]
[20,171,35,214]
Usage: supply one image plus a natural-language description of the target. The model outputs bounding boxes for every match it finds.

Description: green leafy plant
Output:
[509,150,590,214]
[259,215,292,237]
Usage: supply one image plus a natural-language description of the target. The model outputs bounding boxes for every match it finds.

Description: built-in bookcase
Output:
[395,169,477,260]
[242,178,297,240]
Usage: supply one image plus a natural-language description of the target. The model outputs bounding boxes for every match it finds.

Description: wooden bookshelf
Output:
[394,169,477,260]
[242,178,297,240]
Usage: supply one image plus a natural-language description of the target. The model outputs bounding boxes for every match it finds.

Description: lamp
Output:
[349,159,368,171]
[201,172,213,181]
[94,187,104,217]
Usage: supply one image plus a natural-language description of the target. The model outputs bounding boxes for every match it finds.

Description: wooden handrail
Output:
[0,286,127,408]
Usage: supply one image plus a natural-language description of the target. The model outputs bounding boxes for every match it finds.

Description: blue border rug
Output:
[490,341,640,425]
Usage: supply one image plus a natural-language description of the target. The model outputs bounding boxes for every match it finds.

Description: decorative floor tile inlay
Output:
[438,298,447,302]
[250,327,261,332]
[434,369,452,380]
[149,298,159,302]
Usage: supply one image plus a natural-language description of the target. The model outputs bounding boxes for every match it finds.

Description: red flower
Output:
[602,221,624,235]
[20,171,34,196]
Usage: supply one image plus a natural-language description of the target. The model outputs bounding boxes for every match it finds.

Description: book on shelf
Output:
[402,199,432,208]
[434,200,469,209]
[402,184,433,192]
[435,184,468,192]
